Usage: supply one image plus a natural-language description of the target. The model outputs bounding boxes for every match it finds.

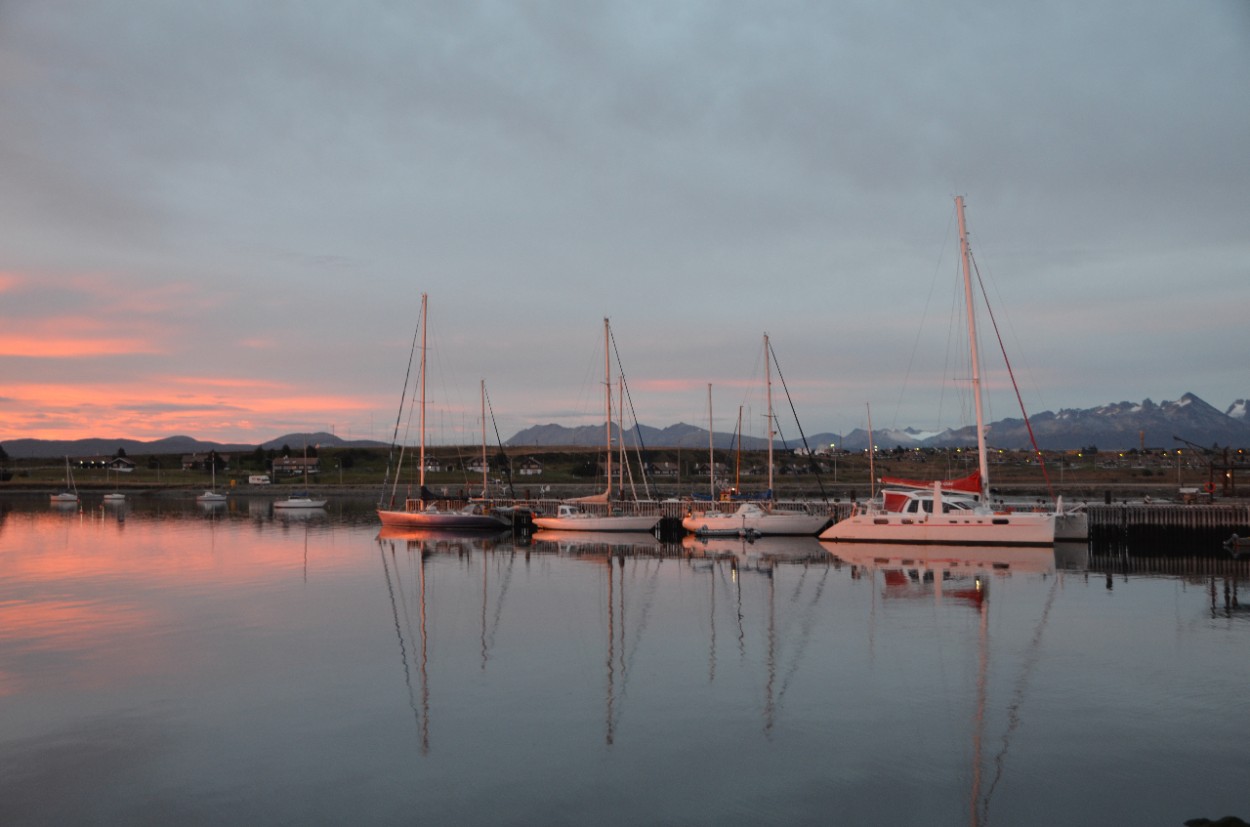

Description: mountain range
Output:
[0,432,385,460]
[506,393,1250,453]
[3,394,1248,459]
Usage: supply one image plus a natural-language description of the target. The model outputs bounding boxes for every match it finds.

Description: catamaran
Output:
[819,197,1056,547]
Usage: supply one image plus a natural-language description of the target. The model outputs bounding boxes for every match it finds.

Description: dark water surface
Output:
[2,496,1247,826]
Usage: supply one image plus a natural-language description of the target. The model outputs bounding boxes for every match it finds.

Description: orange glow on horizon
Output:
[0,378,385,442]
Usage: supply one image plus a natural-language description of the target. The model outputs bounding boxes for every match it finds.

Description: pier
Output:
[1086,502,1250,555]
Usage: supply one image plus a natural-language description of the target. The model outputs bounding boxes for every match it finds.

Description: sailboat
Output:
[682,335,829,537]
[102,461,126,503]
[195,454,228,504]
[532,318,661,533]
[50,456,79,504]
[819,197,1055,547]
[274,443,327,510]
[377,294,510,531]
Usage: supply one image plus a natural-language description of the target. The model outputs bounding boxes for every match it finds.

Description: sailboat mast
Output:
[603,317,612,500]
[956,196,991,499]
[764,332,773,497]
[419,293,428,491]
[480,379,488,497]
[707,383,714,500]
[735,405,743,492]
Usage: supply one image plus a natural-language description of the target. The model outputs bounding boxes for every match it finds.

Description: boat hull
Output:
[274,498,328,510]
[1054,510,1089,542]
[531,514,660,533]
[819,510,1054,547]
[377,507,509,531]
[682,506,828,537]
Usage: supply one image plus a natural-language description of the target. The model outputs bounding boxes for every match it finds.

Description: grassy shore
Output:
[4,445,1242,502]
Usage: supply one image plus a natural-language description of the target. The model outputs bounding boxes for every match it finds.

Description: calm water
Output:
[2,495,1247,826]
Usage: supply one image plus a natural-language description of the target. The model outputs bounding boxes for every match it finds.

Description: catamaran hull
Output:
[819,512,1054,547]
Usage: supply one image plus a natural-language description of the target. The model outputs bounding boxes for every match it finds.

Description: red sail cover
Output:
[880,471,982,512]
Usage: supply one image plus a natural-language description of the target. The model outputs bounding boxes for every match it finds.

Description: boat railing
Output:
[531,498,663,518]
[679,499,837,517]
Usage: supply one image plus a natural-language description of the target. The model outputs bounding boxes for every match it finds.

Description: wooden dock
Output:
[500,497,1250,556]
[1086,503,1250,555]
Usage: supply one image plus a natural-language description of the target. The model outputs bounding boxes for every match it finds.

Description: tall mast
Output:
[764,332,773,498]
[955,196,990,499]
[603,317,612,500]
[418,293,428,491]
[735,405,743,492]
[618,375,626,495]
[480,379,487,497]
[707,383,714,500]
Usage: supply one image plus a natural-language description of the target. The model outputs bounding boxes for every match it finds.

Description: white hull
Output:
[532,514,659,533]
[196,492,227,503]
[682,503,828,537]
[819,508,1054,547]
[1054,510,1089,542]
[50,492,79,504]
[274,497,327,510]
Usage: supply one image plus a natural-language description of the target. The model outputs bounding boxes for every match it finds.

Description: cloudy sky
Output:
[2,0,1247,447]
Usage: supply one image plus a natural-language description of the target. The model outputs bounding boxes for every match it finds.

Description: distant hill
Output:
[506,393,1250,452]
[6,394,1249,458]
[0,432,387,460]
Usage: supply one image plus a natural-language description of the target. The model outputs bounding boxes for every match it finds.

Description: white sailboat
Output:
[103,463,126,503]
[378,294,510,531]
[195,456,228,504]
[274,443,327,510]
[820,197,1055,547]
[532,318,660,533]
[682,335,829,537]
[50,456,79,504]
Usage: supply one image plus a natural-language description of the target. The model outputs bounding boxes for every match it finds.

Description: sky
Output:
[2,0,1247,447]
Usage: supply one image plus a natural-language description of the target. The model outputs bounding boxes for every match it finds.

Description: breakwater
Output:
[1087,503,1250,555]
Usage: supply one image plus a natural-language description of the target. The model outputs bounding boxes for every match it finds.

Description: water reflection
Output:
[2,497,1248,826]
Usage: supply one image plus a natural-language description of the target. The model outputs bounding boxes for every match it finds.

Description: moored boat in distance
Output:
[274,493,327,510]
[196,456,228,504]
[50,456,79,505]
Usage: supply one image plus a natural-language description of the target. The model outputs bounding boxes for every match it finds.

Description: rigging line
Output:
[608,325,653,500]
[484,550,517,665]
[971,252,1056,502]
[979,574,1061,826]
[776,562,832,709]
[894,207,960,431]
[381,299,425,506]
[379,541,422,738]
[767,339,831,504]
[484,385,517,499]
